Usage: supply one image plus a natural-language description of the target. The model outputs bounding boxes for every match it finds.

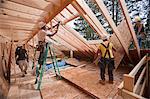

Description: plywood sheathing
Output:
[60,63,131,99]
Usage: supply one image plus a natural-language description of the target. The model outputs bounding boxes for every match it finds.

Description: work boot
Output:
[25,71,27,74]
[108,80,113,84]
[21,74,25,77]
[99,80,105,85]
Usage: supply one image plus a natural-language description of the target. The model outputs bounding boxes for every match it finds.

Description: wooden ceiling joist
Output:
[60,8,74,19]
[63,24,96,53]
[0,23,34,30]
[62,14,79,25]
[52,36,77,51]
[118,0,141,59]
[0,19,35,26]
[59,28,92,55]
[0,8,40,20]
[94,0,131,60]
[1,0,44,16]
[53,18,94,54]
[7,0,47,10]
[60,27,94,56]
[66,7,75,15]
[0,27,32,31]
[67,4,79,15]
[0,14,37,24]
[55,32,91,57]
[26,0,75,43]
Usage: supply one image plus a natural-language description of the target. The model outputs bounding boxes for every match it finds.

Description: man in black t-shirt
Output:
[15,44,28,77]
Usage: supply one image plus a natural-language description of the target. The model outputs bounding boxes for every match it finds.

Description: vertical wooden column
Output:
[70,50,73,58]
[123,74,134,92]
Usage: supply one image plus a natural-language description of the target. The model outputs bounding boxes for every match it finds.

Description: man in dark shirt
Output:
[15,44,28,77]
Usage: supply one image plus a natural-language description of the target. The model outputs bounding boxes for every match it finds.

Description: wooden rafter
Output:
[0,8,40,20]
[1,0,44,16]
[26,0,75,43]
[94,0,131,60]
[63,24,96,53]
[118,0,141,59]
[72,0,108,37]
[66,7,75,15]
[0,14,36,24]
[7,0,47,10]
[62,14,79,25]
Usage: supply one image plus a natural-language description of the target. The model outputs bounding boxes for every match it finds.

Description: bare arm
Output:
[47,21,61,37]
[113,46,116,52]
[94,49,101,61]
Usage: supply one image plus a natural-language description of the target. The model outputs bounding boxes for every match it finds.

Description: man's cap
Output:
[134,16,141,22]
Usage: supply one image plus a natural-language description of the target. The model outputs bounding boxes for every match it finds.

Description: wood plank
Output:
[0,8,40,20]
[122,89,146,99]
[7,85,19,99]
[41,76,92,99]
[7,0,48,10]
[62,14,79,25]
[62,24,96,53]
[1,0,43,16]
[0,14,37,24]
[118,0,141,59]
[123,74,134,92]
[61,65,129,98]
[56,29,92,57]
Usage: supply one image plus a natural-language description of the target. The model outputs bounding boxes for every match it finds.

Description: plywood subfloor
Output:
[9,62,41,99]
[60,64,131,99]
[41,76,93,99]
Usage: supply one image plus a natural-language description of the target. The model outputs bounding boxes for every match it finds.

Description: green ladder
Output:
[35,43,61,90]
[36,43,49,90]
[49,43,61,79]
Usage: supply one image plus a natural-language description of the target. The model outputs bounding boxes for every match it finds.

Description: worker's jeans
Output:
[18,60,28,75]
[138,37,142,48]
[98,58,115,81]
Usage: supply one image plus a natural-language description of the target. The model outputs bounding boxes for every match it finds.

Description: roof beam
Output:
[62,14,79,25]
[51,36,77,50]
[53,19,93,56]
[56,29,92,57]
[94,0,131,61]
[66,7,75,15]
[7,0,46,10]
[63,24,96,53]
[0,14,37,24]
[1,1,44,16]
[118,0,141,59]
[26,0,75,43]
[0,8,40,20]
[72,0,108,37]
[0,19,35,26]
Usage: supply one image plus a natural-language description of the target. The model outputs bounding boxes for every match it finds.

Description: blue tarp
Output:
[46,60,66,70]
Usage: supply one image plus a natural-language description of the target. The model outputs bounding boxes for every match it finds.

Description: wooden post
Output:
[70,50,73,58]
[123,74,134,92]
